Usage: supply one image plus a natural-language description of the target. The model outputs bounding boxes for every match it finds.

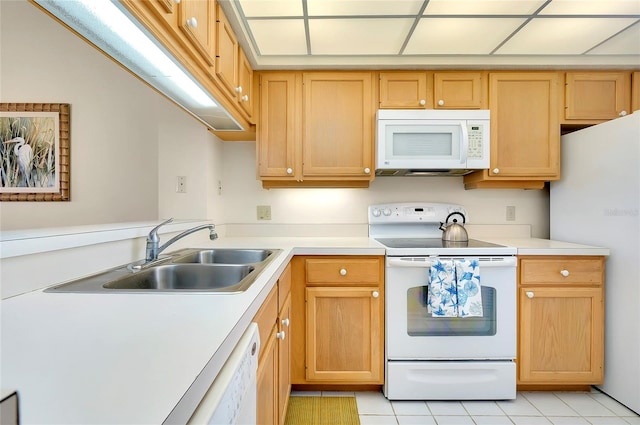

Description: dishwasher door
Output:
[187,323,260,424]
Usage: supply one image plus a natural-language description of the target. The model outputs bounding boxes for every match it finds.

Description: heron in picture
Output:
[3,137,33,186]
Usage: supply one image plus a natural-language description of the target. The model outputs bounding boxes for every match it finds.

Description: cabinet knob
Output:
[364,167,371,174]
[281,318,290,327]
[339,268,347,276]
[526,291,534,299]
[186,17,198,28]
[235,86,243,94]
[620,110,628,116]
[372,291,380,298]
[560,269,570,277]
[286,168,293,175]
[276,331,286,340]
[438,99,445,106]
[241,95,249,102]
[492,168,500,174]
[419,99,426,106]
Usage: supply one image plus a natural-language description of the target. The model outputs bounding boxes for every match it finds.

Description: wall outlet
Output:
[176,176,186,193]
[506,205,516,221]
[257,205,271,220]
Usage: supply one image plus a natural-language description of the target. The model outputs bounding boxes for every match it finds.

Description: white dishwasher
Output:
[187,323,260,425]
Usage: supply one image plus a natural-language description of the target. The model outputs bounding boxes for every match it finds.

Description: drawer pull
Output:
[372,291,380,298]
[526,291,534,299]
[281,318,290,327]
[339,268,347,276]
[276,331,286,340]
[560,269,570,277]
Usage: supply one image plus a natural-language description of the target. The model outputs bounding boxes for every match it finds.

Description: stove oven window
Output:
[406,286,497,336]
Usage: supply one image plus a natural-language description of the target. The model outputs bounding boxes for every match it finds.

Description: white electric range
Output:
[369,202,518,400]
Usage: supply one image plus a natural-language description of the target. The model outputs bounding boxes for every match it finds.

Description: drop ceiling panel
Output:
[588,23,640,55]
[406,18,527,55]
[539,0,640,15]
[307,0,424,16]
[247,20,307,55]
[496,17,639,54]
[424,0,548,15]
[309,18,414,55]
[238,0,303,17]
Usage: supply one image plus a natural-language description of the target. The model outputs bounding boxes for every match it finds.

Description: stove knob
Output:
[372,208,382,217]
[383,208,392,216]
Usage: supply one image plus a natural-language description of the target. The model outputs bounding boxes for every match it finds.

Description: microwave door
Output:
[378,120,465,170]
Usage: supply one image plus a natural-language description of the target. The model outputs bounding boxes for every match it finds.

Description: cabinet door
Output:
[303,72,374,178]
[379,72,428,108]
[519,287,604,384]
[237,47,254,119]
[257,326,278,425]
[257,73,301,179]
[488,72,560,178]
[433,72,484,109]
[632,71,640,112]
[565,72,631,121]
[305,286,382,383]
[215,4,239,96]
[178,0,215,65]
[277,295,291,425]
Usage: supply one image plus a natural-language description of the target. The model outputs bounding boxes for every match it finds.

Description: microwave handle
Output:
[460,123,469,165]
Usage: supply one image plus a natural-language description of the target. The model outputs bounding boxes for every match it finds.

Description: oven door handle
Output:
[386,257,517,268]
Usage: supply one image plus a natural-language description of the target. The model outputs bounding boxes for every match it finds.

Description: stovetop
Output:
[374,238,504,249]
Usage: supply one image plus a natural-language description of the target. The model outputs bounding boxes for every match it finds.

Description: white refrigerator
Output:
[550,111,640,414]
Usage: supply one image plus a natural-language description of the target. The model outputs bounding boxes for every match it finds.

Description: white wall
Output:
[222,142,550,238]
[0,0,222,230]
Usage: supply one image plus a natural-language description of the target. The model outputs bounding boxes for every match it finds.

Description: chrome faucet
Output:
[145,218,218,262]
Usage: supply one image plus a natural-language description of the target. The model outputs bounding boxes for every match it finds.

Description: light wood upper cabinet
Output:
[178,0,215,66]
[257,72,301,179]
[257,71,374,187]
[303,72,374,179]
[632,71,640,112]
[518,256,605,385]
[215,4,238,95]
[237,48,254,118]
[464,72,560,189]
[433,72,485,109]
[564,72,632,122]
[379,72,428,109]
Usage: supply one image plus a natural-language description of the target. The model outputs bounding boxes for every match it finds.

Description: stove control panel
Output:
[368,202,467,224]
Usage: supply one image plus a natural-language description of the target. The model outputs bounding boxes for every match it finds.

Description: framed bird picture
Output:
[0,103,70,201]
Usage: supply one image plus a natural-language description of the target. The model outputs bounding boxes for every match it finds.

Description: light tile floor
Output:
[291,388,640,425]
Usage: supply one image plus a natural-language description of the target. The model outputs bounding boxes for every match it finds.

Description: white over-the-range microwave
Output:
[376,109,490,176]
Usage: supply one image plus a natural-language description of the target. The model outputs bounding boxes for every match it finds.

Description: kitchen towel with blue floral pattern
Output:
[428,258,483,317]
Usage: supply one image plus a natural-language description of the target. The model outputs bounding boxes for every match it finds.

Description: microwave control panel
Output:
[467,124,485,159]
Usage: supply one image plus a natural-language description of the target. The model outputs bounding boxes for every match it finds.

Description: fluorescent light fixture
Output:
[33,0,216,108]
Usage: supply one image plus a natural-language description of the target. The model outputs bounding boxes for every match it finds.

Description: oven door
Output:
[385,256,516,360]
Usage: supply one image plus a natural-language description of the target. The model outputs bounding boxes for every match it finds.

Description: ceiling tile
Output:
[405,18,526,54]
[238,0,303,17]
[307,0,424,16]
[496,17,639,54]
[424,0,548,15]
[247,19,308,55]
[309,18,414,55]
[588,22,640,54]
[539,0,640,15]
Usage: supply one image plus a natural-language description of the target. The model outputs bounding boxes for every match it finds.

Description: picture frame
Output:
[0,103,70,201]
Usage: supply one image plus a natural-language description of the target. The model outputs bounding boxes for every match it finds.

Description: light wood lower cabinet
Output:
[291,256,384,385]
[518,256,605,386]
[254,263,292,425]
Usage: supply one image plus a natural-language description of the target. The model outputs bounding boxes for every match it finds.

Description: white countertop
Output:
[0,234,607,424]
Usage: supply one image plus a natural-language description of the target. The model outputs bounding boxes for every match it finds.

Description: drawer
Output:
[519,257,604,285]
[306,258,382,285]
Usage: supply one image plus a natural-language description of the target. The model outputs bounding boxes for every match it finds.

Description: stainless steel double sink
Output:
[45,248,280,294]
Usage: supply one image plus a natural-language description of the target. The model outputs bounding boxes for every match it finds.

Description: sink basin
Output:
[172,249,272,264]
[102,264,254,291]
[45,248,281,294]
